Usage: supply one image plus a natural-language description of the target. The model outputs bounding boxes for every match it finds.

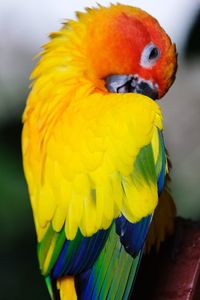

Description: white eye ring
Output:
[140,42,160,69]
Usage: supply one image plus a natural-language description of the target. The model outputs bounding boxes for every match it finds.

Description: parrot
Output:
[22,4,177,300]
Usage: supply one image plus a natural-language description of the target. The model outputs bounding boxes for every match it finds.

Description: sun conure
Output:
[22,4,177,300]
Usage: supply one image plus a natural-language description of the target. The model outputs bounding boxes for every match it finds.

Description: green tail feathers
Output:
[79,224,141,300]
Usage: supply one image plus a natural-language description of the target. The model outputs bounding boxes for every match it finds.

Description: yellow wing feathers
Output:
[22,89,163,241]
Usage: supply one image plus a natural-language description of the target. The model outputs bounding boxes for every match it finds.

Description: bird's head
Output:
[32,4,177,102]
[82,4,177,99]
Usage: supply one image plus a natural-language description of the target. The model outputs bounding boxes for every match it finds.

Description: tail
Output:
[45,217,150,300]
[57,276,77,300]
[76,225,142,300]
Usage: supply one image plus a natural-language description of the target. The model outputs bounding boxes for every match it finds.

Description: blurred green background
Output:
[0,1,199,299]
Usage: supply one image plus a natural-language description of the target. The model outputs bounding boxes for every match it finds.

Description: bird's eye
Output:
[148,47,159,60]
[140,43,160,68]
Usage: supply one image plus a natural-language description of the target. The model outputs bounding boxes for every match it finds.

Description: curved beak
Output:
[105,74,158,100]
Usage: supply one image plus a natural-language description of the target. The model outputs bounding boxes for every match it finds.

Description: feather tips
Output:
[38,224,110,278]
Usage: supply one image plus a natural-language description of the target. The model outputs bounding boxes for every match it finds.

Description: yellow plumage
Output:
[23,87,162,241]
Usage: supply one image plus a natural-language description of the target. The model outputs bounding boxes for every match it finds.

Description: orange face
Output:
[85,5,177,98]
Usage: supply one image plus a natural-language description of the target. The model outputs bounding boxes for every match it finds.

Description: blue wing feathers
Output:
[116,214,152,257]
[52,229,110,278]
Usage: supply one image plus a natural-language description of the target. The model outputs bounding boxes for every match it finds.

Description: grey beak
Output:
[105,74,158,100]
